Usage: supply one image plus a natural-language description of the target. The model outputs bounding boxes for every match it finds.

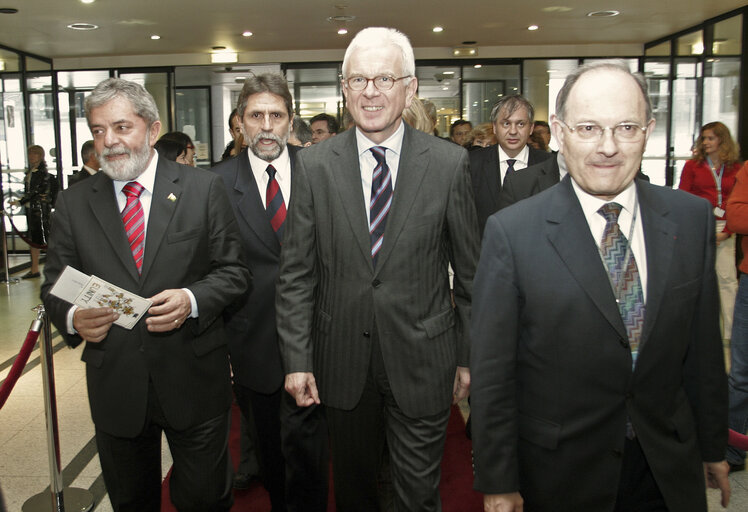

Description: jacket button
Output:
[363,331,370,338]
[372,279,381,287]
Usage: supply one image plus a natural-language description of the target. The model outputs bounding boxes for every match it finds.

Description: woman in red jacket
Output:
[679,121,742,340]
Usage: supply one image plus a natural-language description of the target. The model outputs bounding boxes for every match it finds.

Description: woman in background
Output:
[679,121,742,340]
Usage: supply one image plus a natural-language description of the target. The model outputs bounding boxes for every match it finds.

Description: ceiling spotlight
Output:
[474,64,482,69]
[242,31,253,37]
[338,28,348,35]
[453,47,477,57]
[80,0,95,4]
[586,10,620,17]
[528,25,539,31]
[150,35,161,40]
[433,26,443,33]
[67,22,99,30]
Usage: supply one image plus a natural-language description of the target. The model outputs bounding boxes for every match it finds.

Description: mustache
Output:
[252,131,283,146]
[99,146,131,158]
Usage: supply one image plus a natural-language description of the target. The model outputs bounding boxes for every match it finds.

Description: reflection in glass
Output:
[713,16,742,55]
[175,87,212,167]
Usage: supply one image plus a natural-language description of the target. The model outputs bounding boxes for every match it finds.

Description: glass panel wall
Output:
[417,65,461,136]
[175,87,212,167]
[671,59,702,185]
[285,66,341,124]
[642,60,670,186]
[118,71,171,139]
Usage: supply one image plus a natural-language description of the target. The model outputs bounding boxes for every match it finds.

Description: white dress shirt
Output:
[247,145,292,208]
[498,145,530,184]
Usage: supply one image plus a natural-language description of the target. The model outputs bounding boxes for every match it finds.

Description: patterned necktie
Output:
[122,181,145,274]
[598,202,645,367]
[369,146,392,267]
[265,165,286,241]
[503,159,516,186]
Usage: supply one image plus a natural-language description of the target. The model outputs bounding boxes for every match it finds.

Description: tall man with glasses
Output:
[276,27,480,511]
[471,61,730,512]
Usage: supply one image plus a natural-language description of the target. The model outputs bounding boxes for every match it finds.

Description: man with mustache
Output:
[41,78,249,511]
[212,73,329,511]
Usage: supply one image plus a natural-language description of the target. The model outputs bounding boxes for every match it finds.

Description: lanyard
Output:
[706,156,725,207]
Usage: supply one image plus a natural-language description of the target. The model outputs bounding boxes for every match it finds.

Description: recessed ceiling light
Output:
[442,87,449,90]
[474,64,482,69]
[0,7,19,14]
[67,22,99,30]
[242,31,253,37]
[586,10,620,17]
[528,25,539,31]
[151,35,161,40]
[433,26,443,33]
[80,0,95,4]
[443,71,454,75]
[337,28,348,35]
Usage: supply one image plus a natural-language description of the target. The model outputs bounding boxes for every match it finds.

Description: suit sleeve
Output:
[276,151,318,374]
[40,191,84,347]
[186,174,251,334]
[447,150,481,366]
[683,200,728,462]
[470,213,521,493]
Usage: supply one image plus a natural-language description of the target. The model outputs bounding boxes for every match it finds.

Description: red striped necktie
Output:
[122,181,146,274]
[265,165,286,241]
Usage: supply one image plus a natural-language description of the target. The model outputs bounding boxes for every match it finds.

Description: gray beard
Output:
[99,138,152,181]
[250,131,288,162]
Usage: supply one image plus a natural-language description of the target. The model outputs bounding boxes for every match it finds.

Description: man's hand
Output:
[704,461,731,508]
[285,372,320,407]
[453,365,470,403]
[73,307,119,342]
[146,289,191,332]
[484,492,523,511]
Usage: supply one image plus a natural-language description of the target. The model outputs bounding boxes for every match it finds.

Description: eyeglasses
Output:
[556,119,649,143]
[344,75,411,91]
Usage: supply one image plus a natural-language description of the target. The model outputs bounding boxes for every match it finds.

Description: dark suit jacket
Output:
[499,154,560,209]
[469,144,552,235]
[41,157,249,437]
[213,145,300,394]
[68,168,96,187]
[470,176,727,511]
[276,124,481,418]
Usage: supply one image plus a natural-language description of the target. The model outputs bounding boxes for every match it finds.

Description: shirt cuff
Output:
[182,288,198,318]
[66,305,79,335]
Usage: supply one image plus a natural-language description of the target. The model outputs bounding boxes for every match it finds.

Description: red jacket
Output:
[679,158,740,232]
[726,162,748,273]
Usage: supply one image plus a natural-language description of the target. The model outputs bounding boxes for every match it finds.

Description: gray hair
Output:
[555,60,652,122]
[236,73,293,120]
[490,95,535,124]
[342,27,415,79]
[81,140,96,162]
[84,78,159,126]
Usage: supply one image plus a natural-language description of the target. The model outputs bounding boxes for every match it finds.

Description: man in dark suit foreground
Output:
[41,78,249,511]
[469,94,552,234]
[276,27,480,511]
[213,73,328,511]
[471,61,730,511]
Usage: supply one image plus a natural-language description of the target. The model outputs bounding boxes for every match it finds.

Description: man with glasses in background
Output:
[309,113,338,144]
[276,26,480,512]
[471,61,730,512]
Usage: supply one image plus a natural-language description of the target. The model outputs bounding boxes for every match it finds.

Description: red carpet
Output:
[162,403,482,511]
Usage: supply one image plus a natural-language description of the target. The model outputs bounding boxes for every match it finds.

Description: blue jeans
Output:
[728,274,748,464]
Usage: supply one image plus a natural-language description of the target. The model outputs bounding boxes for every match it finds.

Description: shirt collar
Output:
[571,177,637,219]
[355,119,405,158]
[498,144,529,165]
[247,144,291,178]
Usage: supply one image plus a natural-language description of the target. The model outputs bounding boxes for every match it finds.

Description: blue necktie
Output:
[369,146,392,267]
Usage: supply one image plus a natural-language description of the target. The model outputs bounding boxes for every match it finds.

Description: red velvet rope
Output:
[0,329,41,410]
[2,208,48,249]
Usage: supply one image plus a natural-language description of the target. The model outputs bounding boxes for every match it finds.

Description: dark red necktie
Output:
[266,165,286,241]
[122,181,145,274]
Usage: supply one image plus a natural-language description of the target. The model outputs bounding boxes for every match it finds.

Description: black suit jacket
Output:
[212,145,300,394]
[469,144,552,235]
[41,157,250,437]
[471,176,727,511]
[68,168,96,187]
[276,124,480,418]
[499,154,560,209]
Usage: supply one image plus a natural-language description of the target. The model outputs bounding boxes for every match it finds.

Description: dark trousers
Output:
[614,436,669,512]
[325,332,450,512]
[280,390,330,512]
[95,382,233,512]
[234,383,286,511]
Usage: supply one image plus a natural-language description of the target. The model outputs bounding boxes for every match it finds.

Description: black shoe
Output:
[21,271,40,279]
[729,462,745,473]
[233,472,257,490]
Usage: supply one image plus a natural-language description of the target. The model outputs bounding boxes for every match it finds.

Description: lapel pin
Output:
[168,193,177,202]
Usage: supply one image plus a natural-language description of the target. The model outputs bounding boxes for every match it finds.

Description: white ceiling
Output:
[0,0,745,65]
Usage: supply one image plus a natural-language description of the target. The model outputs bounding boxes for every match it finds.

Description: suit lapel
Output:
[89,173,141,280]
[485,148,502,212]
[539,156,561,189]
[374,125,429,272]
[140,159,181,282]
[546,178,628,340]
[234,150,281,254]
[636,181,677,349]
[332,130,373,268]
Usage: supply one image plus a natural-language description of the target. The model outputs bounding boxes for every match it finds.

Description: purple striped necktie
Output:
[598,202,645,367]
[122,181,145,274]
[369,146,392,267]
[265,165,286,241]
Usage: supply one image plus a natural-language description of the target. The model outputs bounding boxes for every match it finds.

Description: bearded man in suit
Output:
[471,61,730,512]
[41,78,249,512]
[276,27,480,512]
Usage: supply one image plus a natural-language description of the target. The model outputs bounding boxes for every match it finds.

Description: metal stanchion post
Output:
[23,306,94,512]
[0,208,20,287]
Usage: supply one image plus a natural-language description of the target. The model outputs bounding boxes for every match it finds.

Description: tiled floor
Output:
[0,259,747,511]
